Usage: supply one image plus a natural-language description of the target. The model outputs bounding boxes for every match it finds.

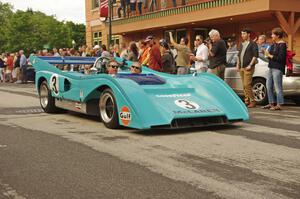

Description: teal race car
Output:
[30,55,248,129]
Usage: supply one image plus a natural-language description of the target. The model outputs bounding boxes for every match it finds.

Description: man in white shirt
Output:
[190,35,208,73]
[53,48,60,57]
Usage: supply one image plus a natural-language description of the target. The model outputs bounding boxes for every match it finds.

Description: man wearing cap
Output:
[145,35,162,72]
[159,39,175,74]
[93,45,102,57]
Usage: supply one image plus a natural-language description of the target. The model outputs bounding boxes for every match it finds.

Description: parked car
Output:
[26,66,35,82]
[30,55,249,129]
[225,51,300,105]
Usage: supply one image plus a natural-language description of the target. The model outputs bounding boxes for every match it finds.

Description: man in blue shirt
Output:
[19,50,27,84]
[257,35,270,58]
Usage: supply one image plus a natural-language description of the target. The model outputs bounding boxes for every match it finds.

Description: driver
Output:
[130,62,142,74]
[106,59,119,75]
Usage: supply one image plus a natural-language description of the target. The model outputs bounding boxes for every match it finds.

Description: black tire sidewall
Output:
[39,81,57,113]
[99,88,119,129]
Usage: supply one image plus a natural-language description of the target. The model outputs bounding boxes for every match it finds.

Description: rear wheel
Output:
[252,78,268,105]
[39,81,60,113]
[99,88,119,129]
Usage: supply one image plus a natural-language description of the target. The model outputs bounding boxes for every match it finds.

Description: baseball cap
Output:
[93,45,100,50]
[145,35,154,42]
[159,39,169,49]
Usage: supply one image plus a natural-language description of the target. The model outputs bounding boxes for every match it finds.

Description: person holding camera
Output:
[207,29,227,80]
[190,35,208,73]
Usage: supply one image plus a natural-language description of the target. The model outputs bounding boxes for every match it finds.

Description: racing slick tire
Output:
[252,78,268,105]
[39,81,60,113]
[99,88,119,129]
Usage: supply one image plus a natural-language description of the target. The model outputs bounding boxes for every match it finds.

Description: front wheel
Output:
[99,88,119,129]
[39,81,60,113]
[252,78,268,105]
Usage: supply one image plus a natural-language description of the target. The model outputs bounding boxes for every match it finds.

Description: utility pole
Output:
[108,0,112,47]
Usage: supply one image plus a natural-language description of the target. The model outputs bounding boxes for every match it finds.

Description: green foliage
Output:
[0,1,86,53]
[0,2,13,51]
[65,21,86,48]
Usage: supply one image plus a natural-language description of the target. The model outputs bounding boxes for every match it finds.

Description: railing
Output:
[111,0,251,25]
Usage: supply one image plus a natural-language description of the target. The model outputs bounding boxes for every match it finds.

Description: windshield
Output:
[226,51,269,66]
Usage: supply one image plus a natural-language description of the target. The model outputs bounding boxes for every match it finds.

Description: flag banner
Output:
[100,0,108,18]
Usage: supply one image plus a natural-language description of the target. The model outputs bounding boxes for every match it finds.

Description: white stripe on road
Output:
[239,122,300,139]
[251,111,300,118]
[0,180,27,199]
[252,115,300,125]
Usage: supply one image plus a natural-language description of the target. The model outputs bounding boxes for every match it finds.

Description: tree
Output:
[0,1,86,54]
[5,9,73,53]
[0,2,13,52]
[65,21,86,48]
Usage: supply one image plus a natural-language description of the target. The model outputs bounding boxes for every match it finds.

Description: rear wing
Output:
[36,56,97,65]
[29,55,97,73]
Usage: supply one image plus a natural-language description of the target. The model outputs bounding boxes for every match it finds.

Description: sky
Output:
[2,0,86,24]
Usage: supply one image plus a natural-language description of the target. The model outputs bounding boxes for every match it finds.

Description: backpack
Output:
[168,51,176,73]
[0,58,4,68]
[286,50,295,76]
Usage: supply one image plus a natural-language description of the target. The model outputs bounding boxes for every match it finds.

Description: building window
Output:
[111,35,120,46]
[164,30,175,44]
[92,0,99,9]
[194,28,208,40]
[176,29,187,44]
[164,29,187,44]
[93,31,102,46]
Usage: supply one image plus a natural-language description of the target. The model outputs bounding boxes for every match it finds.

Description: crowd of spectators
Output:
[0,27,290,110]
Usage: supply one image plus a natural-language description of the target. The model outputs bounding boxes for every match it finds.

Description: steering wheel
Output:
[90,57,111,74]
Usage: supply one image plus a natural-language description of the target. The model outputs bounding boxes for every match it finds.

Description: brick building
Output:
[85,0,300,60]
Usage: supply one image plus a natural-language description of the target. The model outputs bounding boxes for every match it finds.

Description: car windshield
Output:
[226,51,269,66]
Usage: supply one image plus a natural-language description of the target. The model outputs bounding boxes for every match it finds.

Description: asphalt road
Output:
[0,83,299,199]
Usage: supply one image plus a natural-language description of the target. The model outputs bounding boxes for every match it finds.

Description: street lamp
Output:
[108,0,112,47]
[72,40,76,48]
[100,0,113,47]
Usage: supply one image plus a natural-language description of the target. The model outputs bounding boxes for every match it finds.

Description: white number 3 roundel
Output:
[50,74,59,95]
[175,99,200,110]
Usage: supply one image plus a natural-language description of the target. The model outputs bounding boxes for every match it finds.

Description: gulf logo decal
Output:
[120,106,131,126]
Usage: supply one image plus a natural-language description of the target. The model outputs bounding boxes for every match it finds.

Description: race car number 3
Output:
[50,74,59,95]
[175,99,200,110]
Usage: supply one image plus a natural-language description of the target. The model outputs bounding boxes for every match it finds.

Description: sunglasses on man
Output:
[131,65,141,70]
[109,65,119,69]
